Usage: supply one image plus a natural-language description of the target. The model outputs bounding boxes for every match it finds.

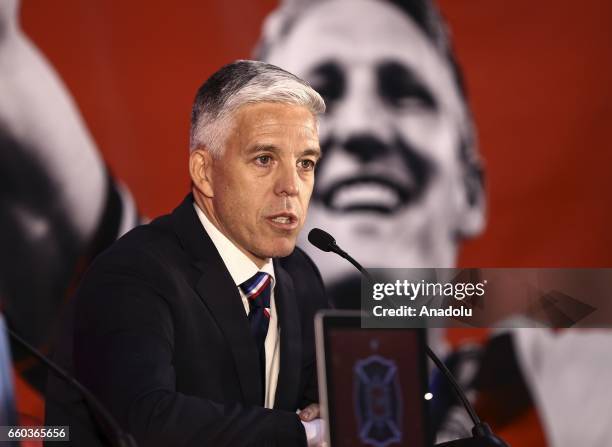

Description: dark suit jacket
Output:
[45,194,329,447]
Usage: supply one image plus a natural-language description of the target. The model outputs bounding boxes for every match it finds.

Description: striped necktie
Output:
[239,271,272,391]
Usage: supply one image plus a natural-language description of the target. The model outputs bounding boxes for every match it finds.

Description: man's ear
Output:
[455,142,487,238]
[189,149,215,198]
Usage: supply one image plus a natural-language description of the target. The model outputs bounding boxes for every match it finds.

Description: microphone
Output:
[307,228,338,253]
[307,228,509,447]
[6,325,138,447]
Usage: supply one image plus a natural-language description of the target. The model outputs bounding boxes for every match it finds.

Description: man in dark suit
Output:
[46,60,329,447]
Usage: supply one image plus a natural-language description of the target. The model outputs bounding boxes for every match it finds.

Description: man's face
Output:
[196,103,320,266]
[266,0,477,279]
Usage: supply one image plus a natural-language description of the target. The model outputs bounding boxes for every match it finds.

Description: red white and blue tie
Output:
[239,271,272,389]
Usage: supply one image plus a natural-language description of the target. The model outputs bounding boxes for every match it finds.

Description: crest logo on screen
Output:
[354,355,403,447]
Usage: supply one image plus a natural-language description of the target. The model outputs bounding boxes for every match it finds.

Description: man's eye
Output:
[255,155,272,166]
[298,159,316,171]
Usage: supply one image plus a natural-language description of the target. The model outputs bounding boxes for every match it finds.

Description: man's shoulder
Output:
[87,212,186,277]
[73,210,204,321]
[108,213,176,255]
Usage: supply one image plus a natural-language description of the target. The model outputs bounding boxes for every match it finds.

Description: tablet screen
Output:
[316,312,430,447]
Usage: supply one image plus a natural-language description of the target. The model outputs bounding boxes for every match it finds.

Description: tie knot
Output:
[239,272,271,301]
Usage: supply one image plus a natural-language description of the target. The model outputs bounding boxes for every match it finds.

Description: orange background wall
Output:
[21,0,612,267]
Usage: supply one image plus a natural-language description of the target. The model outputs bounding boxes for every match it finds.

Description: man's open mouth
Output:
[266,212,299,230]
[318,175,412,214]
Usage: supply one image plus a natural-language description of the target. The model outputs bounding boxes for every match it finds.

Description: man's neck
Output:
[192,190,268,269]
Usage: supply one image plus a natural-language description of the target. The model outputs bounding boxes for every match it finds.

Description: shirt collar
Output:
[193,202,275,288]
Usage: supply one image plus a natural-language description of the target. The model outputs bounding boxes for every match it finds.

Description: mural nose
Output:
[343,134,390,163]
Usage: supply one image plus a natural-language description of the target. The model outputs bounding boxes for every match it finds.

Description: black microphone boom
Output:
[307,228,509,447]
[6,326,138,447]
[308,228,374,283]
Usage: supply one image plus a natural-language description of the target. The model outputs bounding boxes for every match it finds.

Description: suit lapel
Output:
[171,195,262,405]
[273,261,302,410]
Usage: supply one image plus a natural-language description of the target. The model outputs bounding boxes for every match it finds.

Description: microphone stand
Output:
[6,326,138,447]
[425,344,508,447]
[308,228,510,447]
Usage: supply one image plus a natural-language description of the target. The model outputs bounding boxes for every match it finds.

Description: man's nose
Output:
[274,163,300,196]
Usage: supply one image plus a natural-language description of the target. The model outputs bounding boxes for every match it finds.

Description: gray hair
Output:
[189,60,325,156]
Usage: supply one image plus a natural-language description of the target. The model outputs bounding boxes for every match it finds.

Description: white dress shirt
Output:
[194,203,280,409]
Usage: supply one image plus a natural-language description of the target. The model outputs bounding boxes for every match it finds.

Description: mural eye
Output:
[377,60,437,110]
[308,61,346,113]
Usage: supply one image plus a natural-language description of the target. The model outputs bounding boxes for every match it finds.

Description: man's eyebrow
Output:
[301,147,322,159]
[246,145,322,158]
[246,144,280,155]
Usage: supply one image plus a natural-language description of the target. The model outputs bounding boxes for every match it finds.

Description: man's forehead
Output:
[230,103,319,146]
[234,102,317,128]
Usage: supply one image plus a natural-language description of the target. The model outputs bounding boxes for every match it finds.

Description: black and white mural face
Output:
[264,0,485,287]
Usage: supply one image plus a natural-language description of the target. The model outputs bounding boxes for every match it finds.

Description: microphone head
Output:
[308,228,336,252]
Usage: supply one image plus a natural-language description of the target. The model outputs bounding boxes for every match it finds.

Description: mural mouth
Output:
[319,175,412,215]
